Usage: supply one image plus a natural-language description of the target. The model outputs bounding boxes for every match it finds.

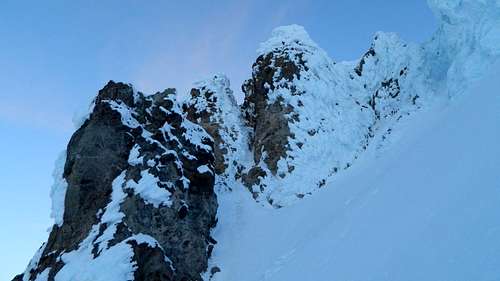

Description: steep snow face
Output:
[425,0,500,95]
[210,61,500,281]
[240,25,427,207]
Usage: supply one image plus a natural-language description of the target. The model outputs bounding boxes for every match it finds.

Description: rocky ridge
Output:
[15,0,500,279]
[15,82,217,281]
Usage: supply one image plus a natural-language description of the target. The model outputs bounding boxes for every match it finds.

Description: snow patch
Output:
[21,243,47,281]
[33,268,50,281]
[197,165,212,174]
[257,24,319,56]
[105,100,140,128]
[128,144,143,165]
[126,170,173,208]
[50,150,68,226]
[55,172,171,281]
[182,120,212,151]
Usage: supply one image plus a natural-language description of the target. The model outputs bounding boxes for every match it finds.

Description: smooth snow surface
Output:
[209,63,500,281]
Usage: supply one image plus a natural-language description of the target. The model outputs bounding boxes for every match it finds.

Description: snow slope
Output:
[208,62,500,281]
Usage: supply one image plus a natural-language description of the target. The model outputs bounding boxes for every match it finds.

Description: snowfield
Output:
[208,62,500,281]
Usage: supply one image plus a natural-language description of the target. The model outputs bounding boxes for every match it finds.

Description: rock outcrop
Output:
[16,82,217,281]
[237,25,428,207]
[15,0,500,277]
[184,75,248,187]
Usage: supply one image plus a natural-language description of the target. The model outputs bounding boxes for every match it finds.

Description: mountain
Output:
[210,60,500,281]
[14,0,500,280]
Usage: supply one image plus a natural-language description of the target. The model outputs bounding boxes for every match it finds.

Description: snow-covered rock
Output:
[425,0,500,95]
[239,24,430,207]
[184,74,251,191]
[16,81,218,281]
[209,61,500,281]
[14,0,500,280]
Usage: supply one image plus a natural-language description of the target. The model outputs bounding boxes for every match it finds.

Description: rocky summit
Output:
[15,82,217,281]
[14,0,500,280]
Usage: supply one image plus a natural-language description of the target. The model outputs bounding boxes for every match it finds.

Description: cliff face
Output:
[16,82,218,281]
[15,0,500,280]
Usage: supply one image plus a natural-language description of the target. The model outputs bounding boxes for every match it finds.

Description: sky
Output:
[0,0,436,279]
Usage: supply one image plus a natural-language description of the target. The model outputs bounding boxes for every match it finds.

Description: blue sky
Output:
[0,0,435,278]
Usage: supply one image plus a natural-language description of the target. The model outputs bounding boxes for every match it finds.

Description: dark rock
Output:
[128,240,175,281]
[184,75,241,176]
[354,47,376,76]
[241,50,304,187]
[16,82,217,281]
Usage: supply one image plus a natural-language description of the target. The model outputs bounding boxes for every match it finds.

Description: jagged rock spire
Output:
[16,81,218,281]
[15,1,500,278]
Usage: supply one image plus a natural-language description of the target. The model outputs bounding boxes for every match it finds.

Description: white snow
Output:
[197,165,212,174]
[257,24,321,57]
[33,268,49,281]
[56,238,136,281]
[208,1,500,277]
[55,172,171,281]
[49,150,68,226]
[31,0,500,279]
[21,243,47,281]
[72,96,96,129]
[182,119,213,151]
[239,0,499,207]
[54,172,132,281]
[105,100,141,128]
[128,144,143,165]
[100,171,127,224]
[188,74,252,190]
[425,0,500,96]
[209,62,500,281]
[126,170,173,208]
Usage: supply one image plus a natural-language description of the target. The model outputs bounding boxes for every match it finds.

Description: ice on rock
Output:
[185,74,251,189]
[241,24,428,206]
[50,150,68,226]
[257,24,320,55]
[425,0,500,95]
[16,0,500,280]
